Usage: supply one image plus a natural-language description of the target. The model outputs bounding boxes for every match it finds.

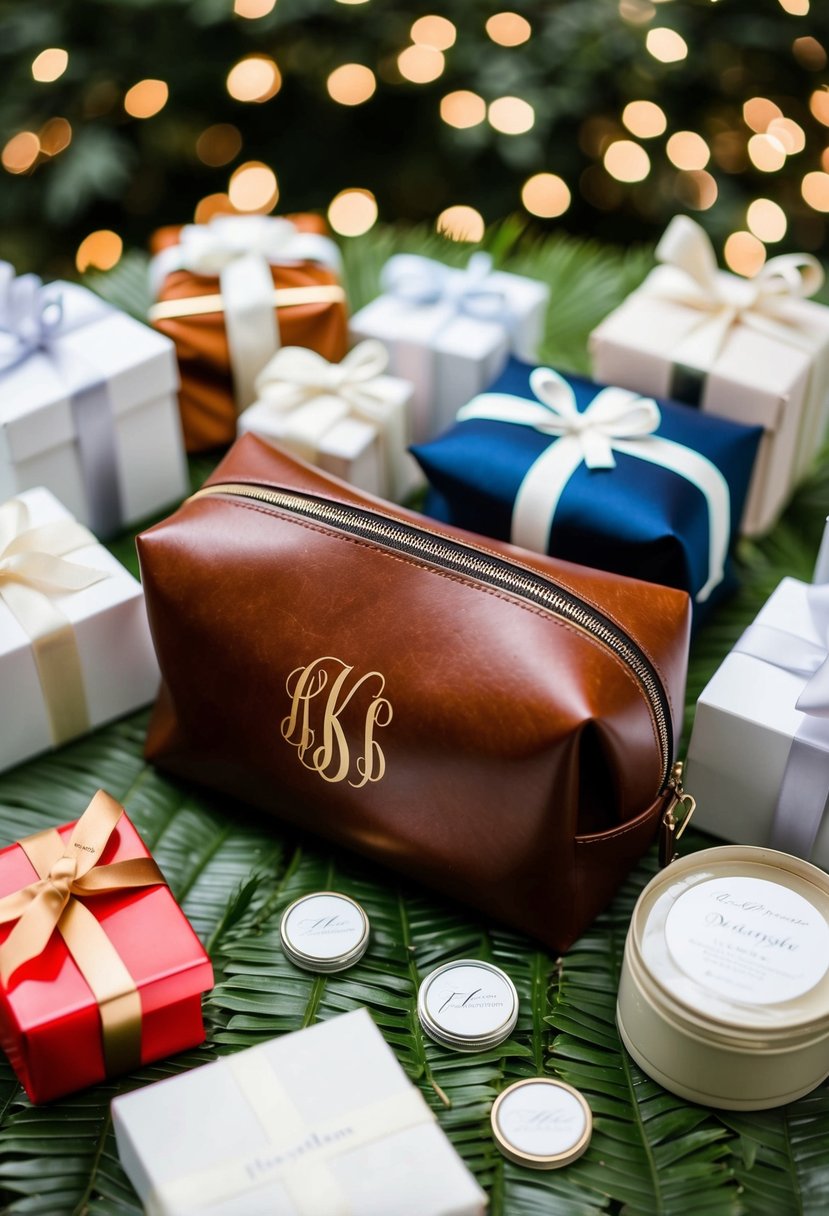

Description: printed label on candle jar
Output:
[283,894,364,960]
[496,1083,587,1157]
[424,964,513,1036]
[665,876,829,1005]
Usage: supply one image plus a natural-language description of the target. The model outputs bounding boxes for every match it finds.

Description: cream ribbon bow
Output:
[644,215,824,370]
[0,498,108,743]
[458,367,731,602]
[252,341,412,499]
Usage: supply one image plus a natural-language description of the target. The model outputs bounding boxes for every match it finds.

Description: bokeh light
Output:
[234,0,276,15]
[767,117,805,153]
[440,91,486,129]
[666,131,710,170]
[194,194,235,223]
[809,88,829,126]
[328,189,378,236]
[604,140,651,182]
[327,64,376,105]
[228,161,279,211]
[485,13,532,46]
[521,173,571,217]
[779,0,809,11]
[436,205,485,241]
[411,16,456,50]
[646,28,688,63]
[2,132,40,174]
[397,45,445,83]
[746,197,787,241]
[802,171,829,211]
[622,100,667,138]
[124,79,168,119]
[675,169,718,210]
[39,117,72,156]
[488,97,534,135]
[723,231,766,277]
[793,37,827,70]
[75,230,123,273]
[743,97,783,132]
[32,49,68,83]
[196,124,242,167]
[226,55,281,103]
[748,133,787,171]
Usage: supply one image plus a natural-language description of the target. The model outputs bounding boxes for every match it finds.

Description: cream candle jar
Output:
[617,845,829,1110]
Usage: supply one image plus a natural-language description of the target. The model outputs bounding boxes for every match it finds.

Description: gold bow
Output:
[0,790,166,1075]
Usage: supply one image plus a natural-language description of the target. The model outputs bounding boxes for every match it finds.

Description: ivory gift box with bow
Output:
[113,1008,486,1216]
[237,341,420,502]
[0,266,187,540]
[349,252,550,444]
[0,487,160,773]
[0,790,213,1103]
[149,215,348,453]
[686,560,829,867]
[412,357,761,614]
[591,215,829,537]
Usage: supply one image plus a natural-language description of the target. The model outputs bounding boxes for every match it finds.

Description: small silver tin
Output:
[279,891,370,973]
[417,959,519,1052]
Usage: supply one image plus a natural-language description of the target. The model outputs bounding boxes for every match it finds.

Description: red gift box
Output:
[0,791,213,1103]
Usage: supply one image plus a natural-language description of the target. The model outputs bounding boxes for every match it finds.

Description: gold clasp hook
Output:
[659,761,697,867]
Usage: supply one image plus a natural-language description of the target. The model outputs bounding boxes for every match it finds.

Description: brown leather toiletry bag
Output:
[137,434,691,951]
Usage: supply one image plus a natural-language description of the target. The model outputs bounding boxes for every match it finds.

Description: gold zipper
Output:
[191,481,674,791]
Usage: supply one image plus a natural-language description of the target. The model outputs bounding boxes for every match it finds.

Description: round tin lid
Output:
[491,1078,593,1169]
[417,959,519,1051]
[279,891,370,973]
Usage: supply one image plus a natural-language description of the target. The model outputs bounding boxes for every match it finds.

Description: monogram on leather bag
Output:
[138,435,691,951]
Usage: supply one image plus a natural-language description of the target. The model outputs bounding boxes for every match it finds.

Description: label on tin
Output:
[282,894,365,961]
[665,876,829,1005]
[423,964,514,1039]
[495,1081,588,1158]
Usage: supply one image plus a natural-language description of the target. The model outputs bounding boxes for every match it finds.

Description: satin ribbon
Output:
[733,585,829,858]
[458,367,731,602]
[147,1048,435,1215]
[381,251,509,326]
[251,340,411,499]
[149,216,343,412]
[0,790,166,1075]
[645,215,824,378]
[815,517,829,584]
[0,497,108,744]
[0,263,124,536]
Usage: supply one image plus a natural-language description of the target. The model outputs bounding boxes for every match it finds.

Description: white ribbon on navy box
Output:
[733,586,829,859]
[149,215,342,412]
[458,367,731,602]
[0,264,123,538]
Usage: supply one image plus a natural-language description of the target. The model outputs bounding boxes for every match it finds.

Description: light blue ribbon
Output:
[381,252,512,327]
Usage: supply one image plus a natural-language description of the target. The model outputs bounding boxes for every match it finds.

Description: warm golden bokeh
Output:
[674,169,718,210]
[226,55,282,103]
[743,97,783,132]
[411,16,456,50]
[397,45,445,83]
[436,204,485,241]
[234,0,276,16]
[666,131,710,170]
[38,117,72,157]
[767,117,806,154]
[440,91,486,129]
[124,79,169,119]
[488,97,534,135]
[521,173,571,218]
[75,230,123,273]
[793,36,827,70]
[604,140,651,182]
[809,88,829,126]
[32,48,69,83]
[802,171,829,211]
[196,124,242,167]
[746,197,787,241]
[194,193,235,223]
[723,231,766,277]
[228,161,279,211]
[747,133,787,172]
[327,64,377,106]
[646,28,688,63]
[2,132,40,174]
[779,0,809,12]
[485,12,532,46]
[622,100,667,138]
[328,189,378,236]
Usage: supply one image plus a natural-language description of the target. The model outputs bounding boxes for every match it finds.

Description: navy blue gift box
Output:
[412,357,762,616]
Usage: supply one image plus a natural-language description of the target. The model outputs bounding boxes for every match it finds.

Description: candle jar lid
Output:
[279,891,370,973]
[491,1078,593,1169]
[417,960,519,1052]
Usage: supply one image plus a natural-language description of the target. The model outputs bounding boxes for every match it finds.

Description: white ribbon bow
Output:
[0,261,65,374]
[645,215,824,369]
[0,498,108,744]
[251,341,411,500]
[458,367,731,602]
[381,252,509,324]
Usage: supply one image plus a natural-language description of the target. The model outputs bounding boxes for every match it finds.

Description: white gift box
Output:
[590,218,829,537]
[0,487,159,773]
[238,345,420,502]
[0,277,188,539]
[350,255,549,443]
[112,1008,488,1216]
[685,576,829,865]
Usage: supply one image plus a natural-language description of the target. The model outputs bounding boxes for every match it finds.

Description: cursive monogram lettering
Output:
[281,656,392,788]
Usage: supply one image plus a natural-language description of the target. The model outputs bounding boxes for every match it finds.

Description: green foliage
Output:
[1,223,829,1215]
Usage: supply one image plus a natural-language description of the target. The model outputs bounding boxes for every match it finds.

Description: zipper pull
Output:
[659,761,697,867]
